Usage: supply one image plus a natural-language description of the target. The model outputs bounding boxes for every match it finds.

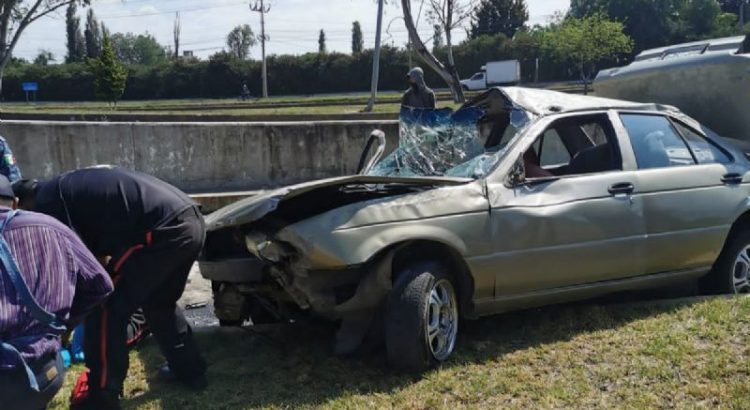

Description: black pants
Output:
[0,351,64,410]
[83,206,207,395]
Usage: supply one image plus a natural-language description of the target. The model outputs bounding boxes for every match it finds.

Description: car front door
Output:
[615,112,749,274]
[478,111,647,298]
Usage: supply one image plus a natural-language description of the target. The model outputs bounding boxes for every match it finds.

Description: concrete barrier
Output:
[0,120,400,193]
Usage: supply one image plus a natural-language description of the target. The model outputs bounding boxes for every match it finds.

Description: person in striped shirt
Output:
[0,174,113,410]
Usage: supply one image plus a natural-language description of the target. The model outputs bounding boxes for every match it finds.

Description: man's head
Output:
[407,67,425,87]
[0,175,18,209]
[12,179,38,210]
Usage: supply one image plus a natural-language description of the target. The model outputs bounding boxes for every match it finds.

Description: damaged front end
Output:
[200,174,471,352]
[200,91,526,353]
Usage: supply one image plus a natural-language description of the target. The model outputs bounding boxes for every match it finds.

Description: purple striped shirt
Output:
[0,208,113,368]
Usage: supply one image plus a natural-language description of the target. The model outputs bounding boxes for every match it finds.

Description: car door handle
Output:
[608,182,634,196]
[721,173,743,185]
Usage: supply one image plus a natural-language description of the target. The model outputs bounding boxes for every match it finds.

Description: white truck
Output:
[460,60,521,91]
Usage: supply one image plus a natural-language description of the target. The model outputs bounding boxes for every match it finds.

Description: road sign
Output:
[22,82,38,92]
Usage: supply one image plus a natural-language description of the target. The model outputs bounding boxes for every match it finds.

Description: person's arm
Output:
[67,231,113,325]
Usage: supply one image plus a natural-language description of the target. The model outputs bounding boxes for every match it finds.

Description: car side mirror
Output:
[357,129,387,175]
[505,155,526,187]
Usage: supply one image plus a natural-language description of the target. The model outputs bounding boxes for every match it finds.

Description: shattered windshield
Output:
[368,106,531,179]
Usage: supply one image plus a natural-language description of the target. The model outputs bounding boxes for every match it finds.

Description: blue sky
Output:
[14,0,570,62]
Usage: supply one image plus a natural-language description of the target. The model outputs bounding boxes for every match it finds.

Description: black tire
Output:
[219,319,244,327]
[703,228,750,294]
[385,261,459,372]
[461,85,469,91]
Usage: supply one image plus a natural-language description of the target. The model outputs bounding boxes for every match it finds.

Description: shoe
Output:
[157,364,208,391]
[70,389,121,410]
[157,364,178,382]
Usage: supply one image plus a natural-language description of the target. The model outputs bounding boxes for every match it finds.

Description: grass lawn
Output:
[48,295,750,409]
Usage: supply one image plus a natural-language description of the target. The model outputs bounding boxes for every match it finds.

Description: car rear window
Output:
[620,114,696,169]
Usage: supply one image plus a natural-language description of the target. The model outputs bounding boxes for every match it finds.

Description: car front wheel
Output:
[704,229,750,294]
[385,261,459,372]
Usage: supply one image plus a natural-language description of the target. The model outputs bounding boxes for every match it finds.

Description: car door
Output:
[480,112,647,297]
[615,112,748,274]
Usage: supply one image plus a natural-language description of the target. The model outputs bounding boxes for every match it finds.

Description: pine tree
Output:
[91,33,128,106]
[470,0,529,39]
[352,21,364,54]
[318,29,327,54]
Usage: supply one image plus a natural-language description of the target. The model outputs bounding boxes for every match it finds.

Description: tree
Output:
[90,33,127,106]
[226,24,256,60]
[542,13,633,94]
[84,8,102,59]
[0,0,92,95]
[65,2,85,63]
[352,21,364,54]
[110,32,168,65]
[470,0,529,38]
[432,24,444,51]
[412,0,475,102]
[33,49,54,65]
[318,29,327,54]
[680,0,723,39]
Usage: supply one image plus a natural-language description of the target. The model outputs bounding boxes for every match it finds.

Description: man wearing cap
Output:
[14,166,207,409]
[402,67,436,109]
[0,175,113,410]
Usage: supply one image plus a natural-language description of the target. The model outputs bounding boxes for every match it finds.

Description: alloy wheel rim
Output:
[733,246,750,294]
[424,279,458,361]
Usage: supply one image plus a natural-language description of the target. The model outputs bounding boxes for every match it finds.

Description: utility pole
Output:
[741,0,747,28]
[251,0,271,98]
[364,0,384,112]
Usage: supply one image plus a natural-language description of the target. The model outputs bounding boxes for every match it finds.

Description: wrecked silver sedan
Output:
[200,87,750,371]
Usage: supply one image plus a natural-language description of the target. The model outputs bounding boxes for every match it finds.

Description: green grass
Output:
[48,295,750,409]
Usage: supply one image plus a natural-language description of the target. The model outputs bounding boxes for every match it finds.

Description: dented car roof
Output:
[473,87,682,117]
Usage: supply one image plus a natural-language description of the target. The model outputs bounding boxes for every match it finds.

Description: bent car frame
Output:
[200,87,750,371]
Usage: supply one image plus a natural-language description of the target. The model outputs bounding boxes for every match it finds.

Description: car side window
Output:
[673,122,732,164]
[620,114,695,169]
[523,114,622,179]
[539,129,571,167]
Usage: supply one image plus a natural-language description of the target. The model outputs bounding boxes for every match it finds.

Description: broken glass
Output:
[368,106,530,179]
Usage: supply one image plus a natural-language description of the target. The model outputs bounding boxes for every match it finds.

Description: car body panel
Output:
[481,170,646,296]
[272,180,489,269]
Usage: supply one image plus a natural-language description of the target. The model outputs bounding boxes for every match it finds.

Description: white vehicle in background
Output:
[461,60,521,90]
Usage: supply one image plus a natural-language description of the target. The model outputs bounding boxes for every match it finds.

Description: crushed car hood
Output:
[205,175,472,231]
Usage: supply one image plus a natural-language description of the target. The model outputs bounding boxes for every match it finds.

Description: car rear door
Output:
[480,112,647,297]
[615,112,748,274]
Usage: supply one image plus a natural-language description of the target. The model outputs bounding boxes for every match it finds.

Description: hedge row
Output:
[1,34,579,101]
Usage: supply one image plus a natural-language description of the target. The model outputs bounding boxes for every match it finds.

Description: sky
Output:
[13,0,570,62]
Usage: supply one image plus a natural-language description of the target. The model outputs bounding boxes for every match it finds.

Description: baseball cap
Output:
[0,175,15,200]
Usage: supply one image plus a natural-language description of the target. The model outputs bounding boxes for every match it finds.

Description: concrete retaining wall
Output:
[0,120,400,193]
